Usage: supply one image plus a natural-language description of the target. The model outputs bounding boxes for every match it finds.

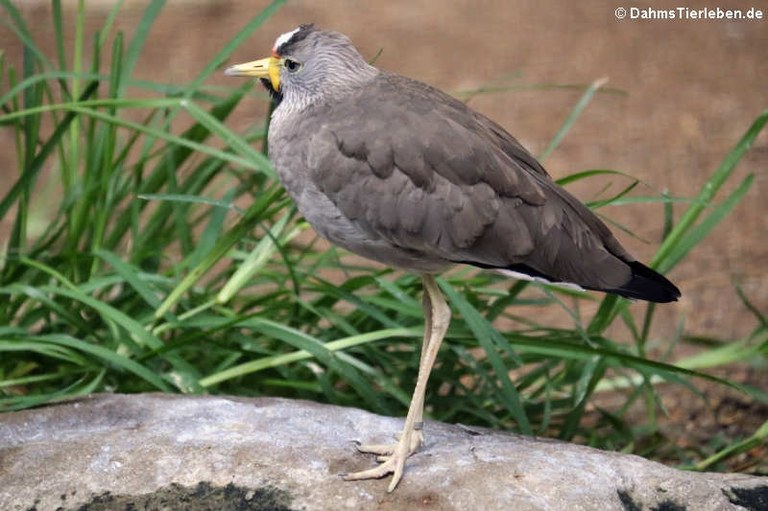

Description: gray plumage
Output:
[225,24,679,492]
[261,26,678,301]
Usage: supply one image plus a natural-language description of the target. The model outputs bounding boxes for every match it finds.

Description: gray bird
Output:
[226,24,680,492]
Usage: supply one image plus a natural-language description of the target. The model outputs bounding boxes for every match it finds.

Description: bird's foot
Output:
[343,424,424,492]
[354,425,424,458]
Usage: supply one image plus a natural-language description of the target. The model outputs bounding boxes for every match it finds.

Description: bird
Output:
[225,24,680,492]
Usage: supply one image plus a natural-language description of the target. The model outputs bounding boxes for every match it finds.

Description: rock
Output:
[0,393,765,510]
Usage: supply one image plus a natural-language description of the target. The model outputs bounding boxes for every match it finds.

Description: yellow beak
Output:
[225,56,281,91]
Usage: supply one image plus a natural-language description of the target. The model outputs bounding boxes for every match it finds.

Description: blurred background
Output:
[6,0,766,339]
[1,0,766,472]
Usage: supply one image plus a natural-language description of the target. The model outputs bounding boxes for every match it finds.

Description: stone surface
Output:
[0,393,765,510]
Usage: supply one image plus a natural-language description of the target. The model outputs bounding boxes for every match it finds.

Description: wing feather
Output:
[302,72,638,290]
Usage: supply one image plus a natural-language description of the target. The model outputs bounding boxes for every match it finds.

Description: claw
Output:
[354,442,396,456]
[344,427,426,492]
[343,441,410,492]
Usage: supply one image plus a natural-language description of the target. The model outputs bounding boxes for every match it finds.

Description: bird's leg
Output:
[344,274,451,492]
[408,281,435,449]
[354,278,435,456]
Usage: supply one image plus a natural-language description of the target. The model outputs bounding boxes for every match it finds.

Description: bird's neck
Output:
[277,66,380,118]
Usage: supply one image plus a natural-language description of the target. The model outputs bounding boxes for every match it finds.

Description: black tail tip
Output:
[610,261,681,303]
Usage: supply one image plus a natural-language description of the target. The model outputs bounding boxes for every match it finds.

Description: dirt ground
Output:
[3,0,766,470]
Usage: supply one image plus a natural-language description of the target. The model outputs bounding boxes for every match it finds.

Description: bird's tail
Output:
[468,259,680,304]
[603,260,680,303]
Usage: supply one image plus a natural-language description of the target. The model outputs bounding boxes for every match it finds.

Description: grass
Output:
[1,1,766,475]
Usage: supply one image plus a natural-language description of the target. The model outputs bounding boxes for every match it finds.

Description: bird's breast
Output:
[267,117,449,273]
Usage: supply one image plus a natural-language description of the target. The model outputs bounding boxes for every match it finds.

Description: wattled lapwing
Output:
[226,24,680,492]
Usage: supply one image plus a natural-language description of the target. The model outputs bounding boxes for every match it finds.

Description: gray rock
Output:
[0,393,764,510]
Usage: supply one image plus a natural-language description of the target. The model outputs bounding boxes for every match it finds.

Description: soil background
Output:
[2,0,766,470]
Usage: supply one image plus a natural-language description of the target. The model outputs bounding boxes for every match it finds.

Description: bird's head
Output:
[225,24,378,110]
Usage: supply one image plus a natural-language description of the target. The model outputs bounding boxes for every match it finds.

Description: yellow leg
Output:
[343,274,451,492]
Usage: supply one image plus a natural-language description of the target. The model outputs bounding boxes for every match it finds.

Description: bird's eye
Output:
[284,58,302,73]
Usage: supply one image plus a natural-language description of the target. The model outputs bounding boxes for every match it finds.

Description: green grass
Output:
[1,1,766,475]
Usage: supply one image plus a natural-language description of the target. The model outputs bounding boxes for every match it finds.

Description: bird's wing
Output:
[304,73,634,290]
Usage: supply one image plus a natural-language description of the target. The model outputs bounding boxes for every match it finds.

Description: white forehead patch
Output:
[273,27,301,52]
